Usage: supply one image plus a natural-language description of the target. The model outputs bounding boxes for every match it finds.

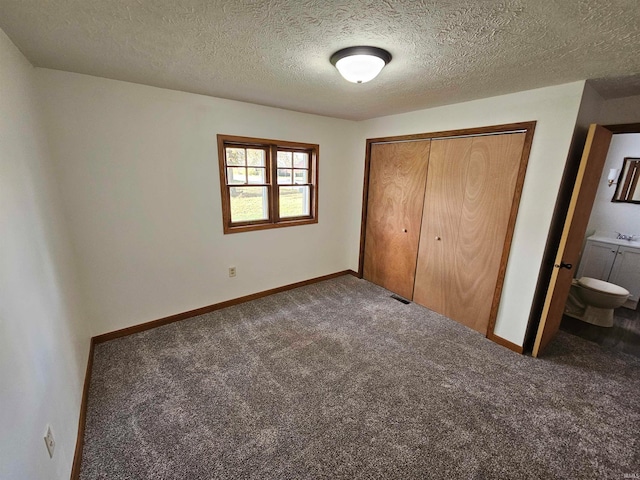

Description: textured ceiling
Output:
[1,0,639,120]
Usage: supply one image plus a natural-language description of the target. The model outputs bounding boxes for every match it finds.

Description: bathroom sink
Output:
[588,234,640,248]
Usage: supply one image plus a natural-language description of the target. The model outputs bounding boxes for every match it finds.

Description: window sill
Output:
[223,217,318,234]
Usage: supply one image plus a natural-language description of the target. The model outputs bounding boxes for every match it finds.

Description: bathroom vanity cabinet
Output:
[577,236,640,309]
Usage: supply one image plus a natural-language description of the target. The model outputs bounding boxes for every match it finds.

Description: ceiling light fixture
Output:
[330,46,392,84]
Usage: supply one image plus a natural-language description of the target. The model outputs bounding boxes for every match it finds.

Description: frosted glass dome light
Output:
[330,47,392,84]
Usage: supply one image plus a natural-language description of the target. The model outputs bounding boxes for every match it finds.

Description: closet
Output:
[361,123,533,337]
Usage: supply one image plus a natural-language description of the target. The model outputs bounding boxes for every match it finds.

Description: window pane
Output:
[279,186,310,218]
[294,152,309,168]
[227,167,246,184]
[229,186,269,222]
[277,168,292,184]
[247,149,265,166]
[293,169,308,184]
[277,151,292,168]
[226,148,245,166]
[247,167,266,184]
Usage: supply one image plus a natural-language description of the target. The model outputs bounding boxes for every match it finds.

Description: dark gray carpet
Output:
[80,275,640,479]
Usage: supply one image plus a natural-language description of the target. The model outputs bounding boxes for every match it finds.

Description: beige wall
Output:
[358,83,586,346]
[0,30,90,479]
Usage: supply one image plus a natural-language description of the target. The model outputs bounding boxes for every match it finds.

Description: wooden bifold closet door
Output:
[413,133,526,333]
[363,141,431,299]
[412,137,473,314]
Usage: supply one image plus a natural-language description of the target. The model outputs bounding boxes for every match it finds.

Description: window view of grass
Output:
[230,187,309,222]
[280,186,310,218]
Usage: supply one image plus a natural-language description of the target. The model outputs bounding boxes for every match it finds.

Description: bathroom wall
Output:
[587,133,640,238]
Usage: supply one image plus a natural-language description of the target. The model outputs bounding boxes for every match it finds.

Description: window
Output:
[217,135,318,233]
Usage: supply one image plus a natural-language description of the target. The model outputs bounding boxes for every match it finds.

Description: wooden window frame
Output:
[217,134,319,234]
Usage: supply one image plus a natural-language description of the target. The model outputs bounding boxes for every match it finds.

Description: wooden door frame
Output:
[357,121,537,351]
[524,122,640,353]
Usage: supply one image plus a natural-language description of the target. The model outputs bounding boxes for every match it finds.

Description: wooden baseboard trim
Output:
[70,338,95,479]
[487,332,524,354]
[93,270,358,344]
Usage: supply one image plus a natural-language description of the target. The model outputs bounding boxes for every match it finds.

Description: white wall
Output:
[588,133,640,237]
[358,83,586,346]
[0,30,90,480]
[37,69,361,336]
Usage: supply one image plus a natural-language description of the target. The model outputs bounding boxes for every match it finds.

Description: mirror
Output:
[612,157,640,203]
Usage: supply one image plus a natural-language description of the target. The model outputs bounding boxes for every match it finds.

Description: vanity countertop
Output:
[587,234,640,248]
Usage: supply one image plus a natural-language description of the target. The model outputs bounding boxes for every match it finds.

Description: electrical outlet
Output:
[44,425,55,458]
[229,266,236,277]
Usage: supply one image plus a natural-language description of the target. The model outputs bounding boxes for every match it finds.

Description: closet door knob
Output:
[435,236,441,241]
[402,228,407,233]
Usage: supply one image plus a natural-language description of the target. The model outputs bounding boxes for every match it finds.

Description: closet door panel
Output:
[446,133,526,332]
[363,141,431,299]
[413,137,473,312]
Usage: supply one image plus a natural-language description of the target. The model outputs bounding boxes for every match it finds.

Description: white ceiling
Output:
[1,0,639,120]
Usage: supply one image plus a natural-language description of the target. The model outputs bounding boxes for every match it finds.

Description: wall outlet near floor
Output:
[229,266,236,277]
[44,425,55,458]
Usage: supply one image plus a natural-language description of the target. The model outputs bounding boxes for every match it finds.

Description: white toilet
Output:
[564,277,630,327]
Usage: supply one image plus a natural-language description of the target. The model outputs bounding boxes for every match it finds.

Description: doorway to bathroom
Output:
[531,123,640,358]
